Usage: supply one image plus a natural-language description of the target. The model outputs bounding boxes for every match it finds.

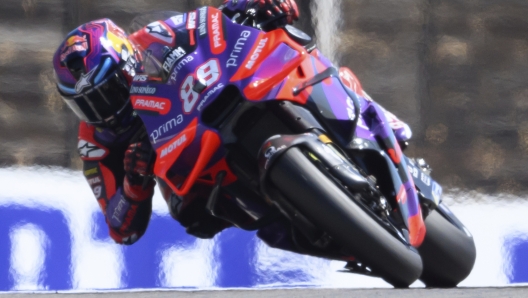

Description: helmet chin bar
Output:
[103,115,118,128]
[101,102,137,134]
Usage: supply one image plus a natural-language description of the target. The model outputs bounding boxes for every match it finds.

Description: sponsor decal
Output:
[420,172,431,186]
[187,11,197,30]
[197,59,221,87]
[208,11,226,54]
[130,86,157,95]
[150,115,184,144]
[264,146,277,159]
[263,145,286,169]
[75,68,96,94]
[396,185,408,205]
[78,140,107,159]
[92,185,103,198]
[163,47,187,73]
[145,21,174,45]
[197,83,224,111]
[432,181,442,205]
[84,167,98,176]
[176,56,194,72]
[160,134,188,158]
[103,19,127,38]
[60,35,88,62]
[339,68,362,95]
[246,37,269,69]
[227,30,251,68]
[131,96,172,115]
[180,59,221,113]
[385,110,406,130]
[121,48,138,77]
[169,71,178,85]
[87,176,102,186]
[180,76,199,114]
[198,7,208,37]
[112,194,131,224]
[408,164,419,179]
[133,74,148,82]
[346,97,356,121]
[170,15,185,26]
[169,56,195,84]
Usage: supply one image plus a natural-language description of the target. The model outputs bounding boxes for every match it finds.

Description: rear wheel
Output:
[418,205,476,287]
[269,147,422,287]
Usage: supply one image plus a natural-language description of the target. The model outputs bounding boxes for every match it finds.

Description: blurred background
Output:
[1,0,528,193]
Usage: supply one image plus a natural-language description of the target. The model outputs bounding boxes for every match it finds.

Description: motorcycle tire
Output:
[269,147,423,287]
[418,205,476,287]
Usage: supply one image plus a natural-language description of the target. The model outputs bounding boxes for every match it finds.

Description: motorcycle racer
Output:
[52,0,301,245]
[53,0,412,249]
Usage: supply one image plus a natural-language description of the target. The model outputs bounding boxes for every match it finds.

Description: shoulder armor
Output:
[78,122,109,161]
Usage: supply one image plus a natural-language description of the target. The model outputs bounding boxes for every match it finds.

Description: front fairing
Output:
[128,7,309,195]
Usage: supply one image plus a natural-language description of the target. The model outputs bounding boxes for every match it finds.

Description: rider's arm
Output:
[78,122,154,245]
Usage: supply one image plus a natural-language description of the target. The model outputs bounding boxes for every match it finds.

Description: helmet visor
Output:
[60,70,130,126]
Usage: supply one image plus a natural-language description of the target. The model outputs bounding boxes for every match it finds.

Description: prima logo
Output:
[130,86,156,95]
[150,115,184,144]
[246,38,268,69]
[177,56,194,71]
[227,30,251,68]
[169,56,195,85]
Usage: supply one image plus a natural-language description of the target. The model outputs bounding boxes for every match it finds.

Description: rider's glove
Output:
[222,0,299,28]
[124,141,155,201]
[106,190,152,245]
[114,141,154,245]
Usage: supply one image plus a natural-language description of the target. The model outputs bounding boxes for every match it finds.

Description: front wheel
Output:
[418,204,476,287]
[269,147,423,287]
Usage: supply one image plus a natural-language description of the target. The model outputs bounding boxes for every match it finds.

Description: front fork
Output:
[353,102,426,247]
[258,131,428,249]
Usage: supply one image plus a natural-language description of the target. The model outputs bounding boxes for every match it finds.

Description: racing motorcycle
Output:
[128,7,476,287]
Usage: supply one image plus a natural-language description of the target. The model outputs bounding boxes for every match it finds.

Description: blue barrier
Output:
[1,168,526,291]
[504,236,528,283]
[0,204,291,290]
[2,202,527,290]
[0,207,72,290]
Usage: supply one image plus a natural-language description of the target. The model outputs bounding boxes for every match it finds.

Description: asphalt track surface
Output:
[5,287,528,298]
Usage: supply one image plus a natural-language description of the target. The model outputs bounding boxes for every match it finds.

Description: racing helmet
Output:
[53,19,142,128]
